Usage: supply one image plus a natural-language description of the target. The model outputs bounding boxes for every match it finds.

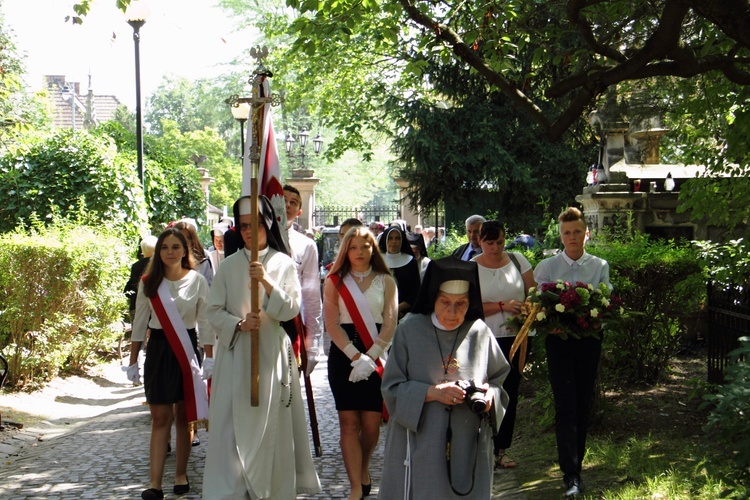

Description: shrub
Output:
[702,337,750,485]
[427,223,466,259]
[0,220,130,389]
[0,129,147,242]
[589,235,705,384]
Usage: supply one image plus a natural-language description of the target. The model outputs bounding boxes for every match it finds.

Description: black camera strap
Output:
[445,407,482,496]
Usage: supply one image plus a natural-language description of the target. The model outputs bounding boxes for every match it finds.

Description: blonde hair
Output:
[329,227,390,286]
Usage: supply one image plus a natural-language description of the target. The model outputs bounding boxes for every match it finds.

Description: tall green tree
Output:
[0,14,48,137]
[283,0,750,142]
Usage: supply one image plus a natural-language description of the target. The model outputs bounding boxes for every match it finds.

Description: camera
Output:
[455,379,488,414]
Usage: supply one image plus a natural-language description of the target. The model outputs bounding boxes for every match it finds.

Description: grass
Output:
[508,346,745,499]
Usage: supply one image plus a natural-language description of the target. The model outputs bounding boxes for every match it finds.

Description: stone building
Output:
[576,111,732,242]
[45,75,121,131]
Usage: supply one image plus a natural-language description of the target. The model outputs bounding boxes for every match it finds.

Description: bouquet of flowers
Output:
[506,280,625,368]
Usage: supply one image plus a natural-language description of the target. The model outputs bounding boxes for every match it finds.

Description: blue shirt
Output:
[533,251,612,291]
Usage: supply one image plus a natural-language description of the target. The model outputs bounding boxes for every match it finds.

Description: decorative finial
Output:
[250,46,269,63]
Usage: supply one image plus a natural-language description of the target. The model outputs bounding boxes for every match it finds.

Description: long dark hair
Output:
[142,228,194,298]
[173,220,208,263]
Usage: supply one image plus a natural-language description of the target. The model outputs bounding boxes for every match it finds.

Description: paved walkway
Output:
[0,357,525,499]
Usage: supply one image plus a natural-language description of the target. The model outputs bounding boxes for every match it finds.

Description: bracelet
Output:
[498,301,504,312]
[343,343,361,360]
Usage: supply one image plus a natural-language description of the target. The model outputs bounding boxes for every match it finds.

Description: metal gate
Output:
[313,205,400,227]
[706,281,750,383]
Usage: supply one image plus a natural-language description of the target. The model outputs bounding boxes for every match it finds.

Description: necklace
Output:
[350,266,372,283]
[434,324,462,382]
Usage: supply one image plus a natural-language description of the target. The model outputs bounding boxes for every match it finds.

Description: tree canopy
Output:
[60,0,750,234]
[283,0,750,142]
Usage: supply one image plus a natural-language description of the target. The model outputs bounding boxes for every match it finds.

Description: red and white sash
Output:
[328,273,386,372]
[148,277,209,428]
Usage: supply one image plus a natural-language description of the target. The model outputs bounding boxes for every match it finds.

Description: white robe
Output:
[203,247,321,499]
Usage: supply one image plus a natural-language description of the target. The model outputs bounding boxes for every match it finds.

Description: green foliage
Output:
[391,60,590,231]
[91,121,214,231]
[0,18,46,136]
[427,224,466,259]
[0,129,147,241]
[145,119,240,213]
[702,337,750,487]
[637,75,750,239]
[589,235,705,384]
[694,238,750,286]
[0,220,131,389]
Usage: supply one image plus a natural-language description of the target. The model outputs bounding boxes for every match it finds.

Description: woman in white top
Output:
[127,228,212,500]
[324,226,398,500]
[473,219,535,470]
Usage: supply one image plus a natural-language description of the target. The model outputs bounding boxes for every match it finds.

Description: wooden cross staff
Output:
[227,46,281,406]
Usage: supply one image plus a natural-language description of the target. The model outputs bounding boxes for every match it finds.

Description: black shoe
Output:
[174,480,190,495]
[192,436,200,447]
[141,488,164,500]
[563,476,584,497]
[166,442,172,453]
[362,483,371,496]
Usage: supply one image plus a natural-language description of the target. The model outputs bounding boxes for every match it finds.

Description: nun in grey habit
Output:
[378,257,510,499]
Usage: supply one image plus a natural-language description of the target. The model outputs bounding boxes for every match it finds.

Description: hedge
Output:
[0,222,130,389]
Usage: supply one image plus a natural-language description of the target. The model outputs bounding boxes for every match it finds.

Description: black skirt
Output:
[143,328,200,405]
[328,323,384,412]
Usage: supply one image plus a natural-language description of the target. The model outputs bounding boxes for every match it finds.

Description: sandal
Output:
[495,453,519,469]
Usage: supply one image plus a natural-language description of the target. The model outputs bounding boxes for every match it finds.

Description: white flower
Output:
[601,298,610,307]
[536,311,547,321]
[555,304,566,313]
[556,282,564,290]
[590,308,599,318]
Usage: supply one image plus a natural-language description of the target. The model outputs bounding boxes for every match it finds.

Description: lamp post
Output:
[227,100,251,162]
[126,0,151,191]
[285,128,322,170]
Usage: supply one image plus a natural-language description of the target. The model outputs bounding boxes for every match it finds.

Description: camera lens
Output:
[467,393,487,414]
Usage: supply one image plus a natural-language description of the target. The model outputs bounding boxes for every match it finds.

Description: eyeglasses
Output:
[239,223,253,231]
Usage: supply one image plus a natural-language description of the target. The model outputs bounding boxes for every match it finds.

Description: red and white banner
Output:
[242,75,287,244]
[148,278,209,426]
[242,76,283,200]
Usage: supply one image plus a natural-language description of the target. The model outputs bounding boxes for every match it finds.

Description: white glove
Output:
[202,356,214,381]
[348,355,377,383]
[122,363,141,386]
[304,349,318,377]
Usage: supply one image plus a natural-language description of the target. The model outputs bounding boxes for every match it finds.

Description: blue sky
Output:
[3,0,257,108]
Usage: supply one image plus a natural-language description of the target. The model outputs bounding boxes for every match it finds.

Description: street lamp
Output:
[125,0,151,191]
[227,100,251,162]
[285,128,322,169]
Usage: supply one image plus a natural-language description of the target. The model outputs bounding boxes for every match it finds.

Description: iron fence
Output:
[313,205,400,227]
[706,281,750,383]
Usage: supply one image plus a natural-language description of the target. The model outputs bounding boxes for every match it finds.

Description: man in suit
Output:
[452,214,486,261]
